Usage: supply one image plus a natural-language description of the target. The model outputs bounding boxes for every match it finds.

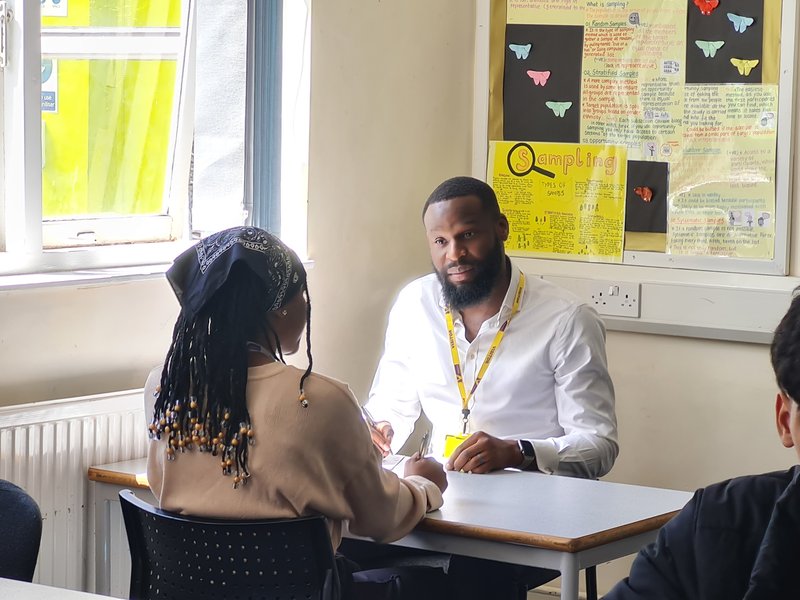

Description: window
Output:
[0,0,309,276]
[39,1,190,249]
[0,0,193,273]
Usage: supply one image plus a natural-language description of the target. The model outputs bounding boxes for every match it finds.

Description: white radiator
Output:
[0,389,147,592]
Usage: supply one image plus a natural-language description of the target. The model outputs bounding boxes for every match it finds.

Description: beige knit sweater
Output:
[145,362,443,548]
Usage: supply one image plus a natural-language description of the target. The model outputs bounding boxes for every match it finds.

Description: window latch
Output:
[0,1,12,69]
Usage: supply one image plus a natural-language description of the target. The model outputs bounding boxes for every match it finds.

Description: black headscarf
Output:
[151,226,311,488]
[166,226,306,318]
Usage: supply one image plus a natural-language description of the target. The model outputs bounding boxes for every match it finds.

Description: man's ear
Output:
[776,392,795,448]
[497,214,510,242]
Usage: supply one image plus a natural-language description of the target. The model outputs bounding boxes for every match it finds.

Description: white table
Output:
[89,458,692,600]
[0,578,113,599]
[389,469,691,599]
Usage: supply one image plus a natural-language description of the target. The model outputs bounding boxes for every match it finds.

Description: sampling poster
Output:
[488,140,627,261]
[491,0,782,260]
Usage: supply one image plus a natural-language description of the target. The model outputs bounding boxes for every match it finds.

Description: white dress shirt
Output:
[366,263,618,478]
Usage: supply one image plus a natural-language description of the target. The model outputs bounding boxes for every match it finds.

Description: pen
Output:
[361,405,377,429]
[418,431,430,457]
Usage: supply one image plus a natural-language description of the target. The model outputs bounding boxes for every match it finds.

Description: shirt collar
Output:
[500,260,524,317]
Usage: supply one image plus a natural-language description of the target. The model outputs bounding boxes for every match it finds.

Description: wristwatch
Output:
[517,439,537,471]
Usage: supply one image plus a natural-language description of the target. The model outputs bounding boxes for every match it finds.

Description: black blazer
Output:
[604,466,800,600]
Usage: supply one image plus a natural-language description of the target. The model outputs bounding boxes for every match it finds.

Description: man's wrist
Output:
[517,439,537,471]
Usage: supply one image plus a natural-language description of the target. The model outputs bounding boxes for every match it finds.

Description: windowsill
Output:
[0,263,172,291]
[0,248,315,292]
[0,240,193,290]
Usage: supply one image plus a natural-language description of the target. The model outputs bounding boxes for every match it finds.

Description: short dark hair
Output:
[771,289,800,404]
[422,176,501,220]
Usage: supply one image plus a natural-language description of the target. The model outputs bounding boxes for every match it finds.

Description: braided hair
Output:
[149,227,312,488]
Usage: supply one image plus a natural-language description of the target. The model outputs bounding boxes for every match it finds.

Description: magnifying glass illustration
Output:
[506,142,556,179]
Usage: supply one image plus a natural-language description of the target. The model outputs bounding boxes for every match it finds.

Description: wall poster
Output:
[490,0,782,262]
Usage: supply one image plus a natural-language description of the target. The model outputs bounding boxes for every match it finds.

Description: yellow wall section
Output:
[42,60,176,217]
[41,0,181,217]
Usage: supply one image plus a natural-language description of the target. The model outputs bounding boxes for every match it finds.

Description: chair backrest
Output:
[0,479,43,582]
[119,489,338,600]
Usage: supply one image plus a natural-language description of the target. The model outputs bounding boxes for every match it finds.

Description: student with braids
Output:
[145,227,447,587]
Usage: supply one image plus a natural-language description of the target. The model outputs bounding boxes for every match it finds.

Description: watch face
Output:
[519,440,534,457]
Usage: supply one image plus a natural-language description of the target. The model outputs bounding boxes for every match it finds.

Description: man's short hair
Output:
[422,176,501,220]
[771,289,800,403]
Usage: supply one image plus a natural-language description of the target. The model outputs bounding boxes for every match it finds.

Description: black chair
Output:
[119,490,339,600]
[0,479,43,582]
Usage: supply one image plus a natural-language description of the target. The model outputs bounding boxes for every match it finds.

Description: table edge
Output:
[417,510,680,553]
[87,466,149,489]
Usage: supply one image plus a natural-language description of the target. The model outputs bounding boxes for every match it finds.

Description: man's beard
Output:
[436,239,505,310]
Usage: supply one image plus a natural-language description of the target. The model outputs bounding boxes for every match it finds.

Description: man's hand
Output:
[404,453,448,493]
[445,431,521,474]
[369,421,394,457]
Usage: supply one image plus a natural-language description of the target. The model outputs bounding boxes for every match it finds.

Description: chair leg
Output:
[585,566,598,600]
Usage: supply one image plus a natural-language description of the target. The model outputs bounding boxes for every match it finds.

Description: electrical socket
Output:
[589,281,641,318]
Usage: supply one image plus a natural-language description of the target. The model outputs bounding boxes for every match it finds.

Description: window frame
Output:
[0,0,196,276]
[0,0,309,278]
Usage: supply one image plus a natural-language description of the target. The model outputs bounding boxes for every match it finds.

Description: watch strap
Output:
[517,439,537,471]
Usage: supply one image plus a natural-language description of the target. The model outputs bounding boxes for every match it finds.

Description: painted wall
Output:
[304,1,476,398]
[1,1,799,595]
[0,2,475,409]
[0,279,177,406]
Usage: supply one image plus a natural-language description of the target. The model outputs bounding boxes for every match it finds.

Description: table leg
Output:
[92,484,112,596]
[585,566,598,600]
[559,553,580,600]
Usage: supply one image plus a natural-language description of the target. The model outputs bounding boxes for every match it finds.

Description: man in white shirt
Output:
[343,176,618,599]
[365,176,618,478]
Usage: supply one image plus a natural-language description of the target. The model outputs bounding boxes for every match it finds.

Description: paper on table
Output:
[381,454,405,472]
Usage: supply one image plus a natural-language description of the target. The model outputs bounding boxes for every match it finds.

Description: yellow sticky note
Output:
[443,434,470,459]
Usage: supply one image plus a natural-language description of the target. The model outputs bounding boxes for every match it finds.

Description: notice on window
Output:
[41,59,58,114]
[42,0,68,18]
[487,140,627,262]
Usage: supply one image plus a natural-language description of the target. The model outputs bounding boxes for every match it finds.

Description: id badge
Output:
[443,433,470,459]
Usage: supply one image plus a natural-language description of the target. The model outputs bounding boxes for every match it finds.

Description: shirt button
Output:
[468,352,476,360]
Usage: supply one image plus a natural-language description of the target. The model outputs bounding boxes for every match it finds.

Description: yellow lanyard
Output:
[444,272,525,434]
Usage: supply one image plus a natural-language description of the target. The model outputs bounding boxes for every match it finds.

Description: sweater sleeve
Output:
[603,491,700,600]
[326,377,442,543]
[341,456,443,543]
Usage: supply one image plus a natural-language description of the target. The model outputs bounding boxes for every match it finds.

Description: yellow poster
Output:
[581,1,686,161]
[507,0,584,25]
[494,0,783,261]
[487,140,627,261]
[668,85,778,258]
